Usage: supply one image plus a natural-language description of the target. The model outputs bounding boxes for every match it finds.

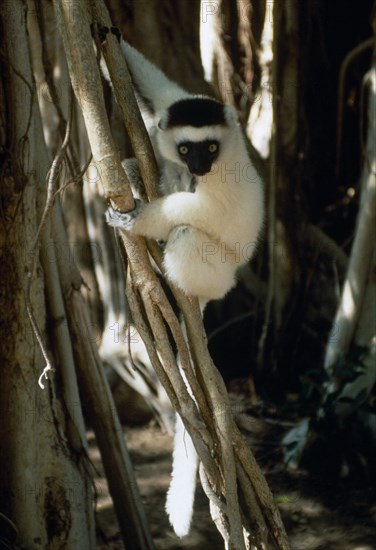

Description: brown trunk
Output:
[0,2,94,547]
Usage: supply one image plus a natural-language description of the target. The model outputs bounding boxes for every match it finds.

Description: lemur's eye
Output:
[208,143,218,153]
[179,145,189,155]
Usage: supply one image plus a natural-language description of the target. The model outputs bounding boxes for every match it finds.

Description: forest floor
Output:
[93,391,376,550]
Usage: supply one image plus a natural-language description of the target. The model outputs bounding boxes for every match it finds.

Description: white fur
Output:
[120,42,190,112]
[109,42,265,538]
[165,414,199,537]
[132,127,264,303]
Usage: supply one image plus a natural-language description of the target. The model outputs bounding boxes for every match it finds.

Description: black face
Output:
[177,140,220,176]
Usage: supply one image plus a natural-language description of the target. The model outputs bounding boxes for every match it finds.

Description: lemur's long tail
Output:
[165,414,199,537]
[120,42,189,113]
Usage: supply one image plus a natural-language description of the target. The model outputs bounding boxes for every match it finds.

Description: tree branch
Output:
[52,0,133,210]
[325,47,376,374]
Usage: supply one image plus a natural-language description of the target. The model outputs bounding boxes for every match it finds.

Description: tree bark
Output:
[324,51,376,373]
[0,2,94,547]
[324,39,376,400]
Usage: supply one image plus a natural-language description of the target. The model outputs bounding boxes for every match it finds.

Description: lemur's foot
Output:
[105,199,142,230]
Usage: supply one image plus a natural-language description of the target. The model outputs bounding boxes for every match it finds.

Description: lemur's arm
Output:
[107,192,212,242]
[120,42,189,113]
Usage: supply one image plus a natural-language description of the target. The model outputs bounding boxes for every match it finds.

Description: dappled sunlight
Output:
[342,279,358,320]
[247,2,273,158]
[278,493,325,519]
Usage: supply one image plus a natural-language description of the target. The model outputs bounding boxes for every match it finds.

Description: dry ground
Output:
[93,400,376,550]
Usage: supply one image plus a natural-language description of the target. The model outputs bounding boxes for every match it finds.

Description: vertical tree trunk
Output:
[0,2,94,547]
[257,0,302,377]
[324,37,376,407]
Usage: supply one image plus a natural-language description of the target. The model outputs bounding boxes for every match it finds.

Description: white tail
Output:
[165,414,199,537]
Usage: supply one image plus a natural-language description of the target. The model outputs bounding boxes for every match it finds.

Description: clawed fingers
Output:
[105,206,132,228]
[105,200,142,230]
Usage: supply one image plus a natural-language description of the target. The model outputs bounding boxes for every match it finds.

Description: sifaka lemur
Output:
[103,40,264,538]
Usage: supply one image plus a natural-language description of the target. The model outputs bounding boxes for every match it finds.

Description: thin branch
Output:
[335,37,374,178]
[32,91,73,250]
[25,298,54,389]
[257,1,277,367]
[89,20,160,200]
[325,54,376,372]
[53,0,134,209]
[25,91,74,388]
[53,152,93,198]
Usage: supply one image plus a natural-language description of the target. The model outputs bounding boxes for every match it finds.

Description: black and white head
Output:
[156,96,239,176]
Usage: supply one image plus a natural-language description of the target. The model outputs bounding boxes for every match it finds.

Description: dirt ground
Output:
[93,396,376,550]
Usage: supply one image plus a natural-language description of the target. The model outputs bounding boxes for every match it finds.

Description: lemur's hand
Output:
[105,199,142,231]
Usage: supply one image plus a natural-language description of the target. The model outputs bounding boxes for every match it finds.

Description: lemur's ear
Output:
[157,110,169,130]
[224,104,240,126]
